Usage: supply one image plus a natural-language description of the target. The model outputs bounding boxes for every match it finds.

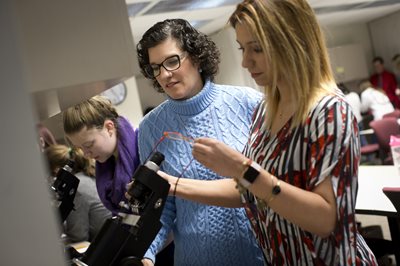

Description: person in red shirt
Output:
[370,56,400,108]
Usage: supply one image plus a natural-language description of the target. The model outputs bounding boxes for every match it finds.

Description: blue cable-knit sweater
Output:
[138,80,264,266]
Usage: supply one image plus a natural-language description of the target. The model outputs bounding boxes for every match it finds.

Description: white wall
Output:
[369,10,400,69]
[329,44,369,84]
[135,75,166,114]
[210,23,374,93]
[211,27,259,90]
[324,23,374,75]
[115,76,145,127]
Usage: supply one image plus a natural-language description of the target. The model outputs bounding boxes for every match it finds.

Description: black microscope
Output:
[52,160,80,222]
[71,151,170,266]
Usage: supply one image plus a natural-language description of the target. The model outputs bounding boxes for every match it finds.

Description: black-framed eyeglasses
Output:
[145,53,187,78]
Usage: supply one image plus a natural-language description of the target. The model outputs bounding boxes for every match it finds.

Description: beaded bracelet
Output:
[173,177,180,197]
[234,159,282,208]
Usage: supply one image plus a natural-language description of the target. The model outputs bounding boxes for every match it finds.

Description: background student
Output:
[44,144,111,243]
[359,79,395,120]
[370,56,399,109]
[37,123,58,152]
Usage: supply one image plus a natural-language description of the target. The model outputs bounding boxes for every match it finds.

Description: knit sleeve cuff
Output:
[144,249,156,264]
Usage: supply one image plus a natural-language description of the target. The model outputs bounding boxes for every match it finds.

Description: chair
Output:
[383,109,400,119]
[362,187,400,264]
[383,187,400,212]
[381,187,400,262]
[360,143,380,162]
[360,114,380,163]
[369,117,400,165]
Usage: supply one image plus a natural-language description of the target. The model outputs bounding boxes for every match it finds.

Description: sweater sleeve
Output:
[143,198,176,262]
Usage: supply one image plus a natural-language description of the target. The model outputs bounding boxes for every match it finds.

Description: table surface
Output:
[356,165,400,215]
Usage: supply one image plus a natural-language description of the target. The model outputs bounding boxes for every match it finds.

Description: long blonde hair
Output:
[229,0,337,127]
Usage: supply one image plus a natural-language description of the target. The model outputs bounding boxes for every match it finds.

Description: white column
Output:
[0,1,66,265]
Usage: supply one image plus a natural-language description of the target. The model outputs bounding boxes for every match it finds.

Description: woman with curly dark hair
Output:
[135,19,264,266]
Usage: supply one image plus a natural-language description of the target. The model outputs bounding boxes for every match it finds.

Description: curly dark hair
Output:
[137,19,220,92]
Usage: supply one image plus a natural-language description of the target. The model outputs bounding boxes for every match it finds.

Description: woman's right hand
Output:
[141,258,154,266]
[192,137,246,178]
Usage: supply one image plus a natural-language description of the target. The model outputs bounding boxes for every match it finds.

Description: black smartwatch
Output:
[238,160,261,188]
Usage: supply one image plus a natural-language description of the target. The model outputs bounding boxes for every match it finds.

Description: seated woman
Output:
[359,79,395,120]
[45,144,111,243]
[37,123,57,152]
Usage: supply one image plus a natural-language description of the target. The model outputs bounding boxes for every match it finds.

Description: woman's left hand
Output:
[192,137,246,178]
[157,170,178,195]
[125,171,178,198]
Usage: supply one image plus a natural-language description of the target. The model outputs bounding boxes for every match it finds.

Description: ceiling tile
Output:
[127,0,400,44]
[144,0,241,15]
[127,2,149,17]
[314,0,400,14]
[190,20,211,29]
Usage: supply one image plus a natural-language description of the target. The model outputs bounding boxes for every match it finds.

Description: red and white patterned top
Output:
[242,95,377,265]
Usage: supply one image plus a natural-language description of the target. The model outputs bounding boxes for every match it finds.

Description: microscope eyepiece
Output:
[144,151,164,172]
[63,160,75,173]
[149,152,164,166]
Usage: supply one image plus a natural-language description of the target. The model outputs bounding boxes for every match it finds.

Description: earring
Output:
[199,68,203,73]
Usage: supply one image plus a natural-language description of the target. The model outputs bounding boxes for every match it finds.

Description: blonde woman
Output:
[158,0,377,264]
[45,144,111,242]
